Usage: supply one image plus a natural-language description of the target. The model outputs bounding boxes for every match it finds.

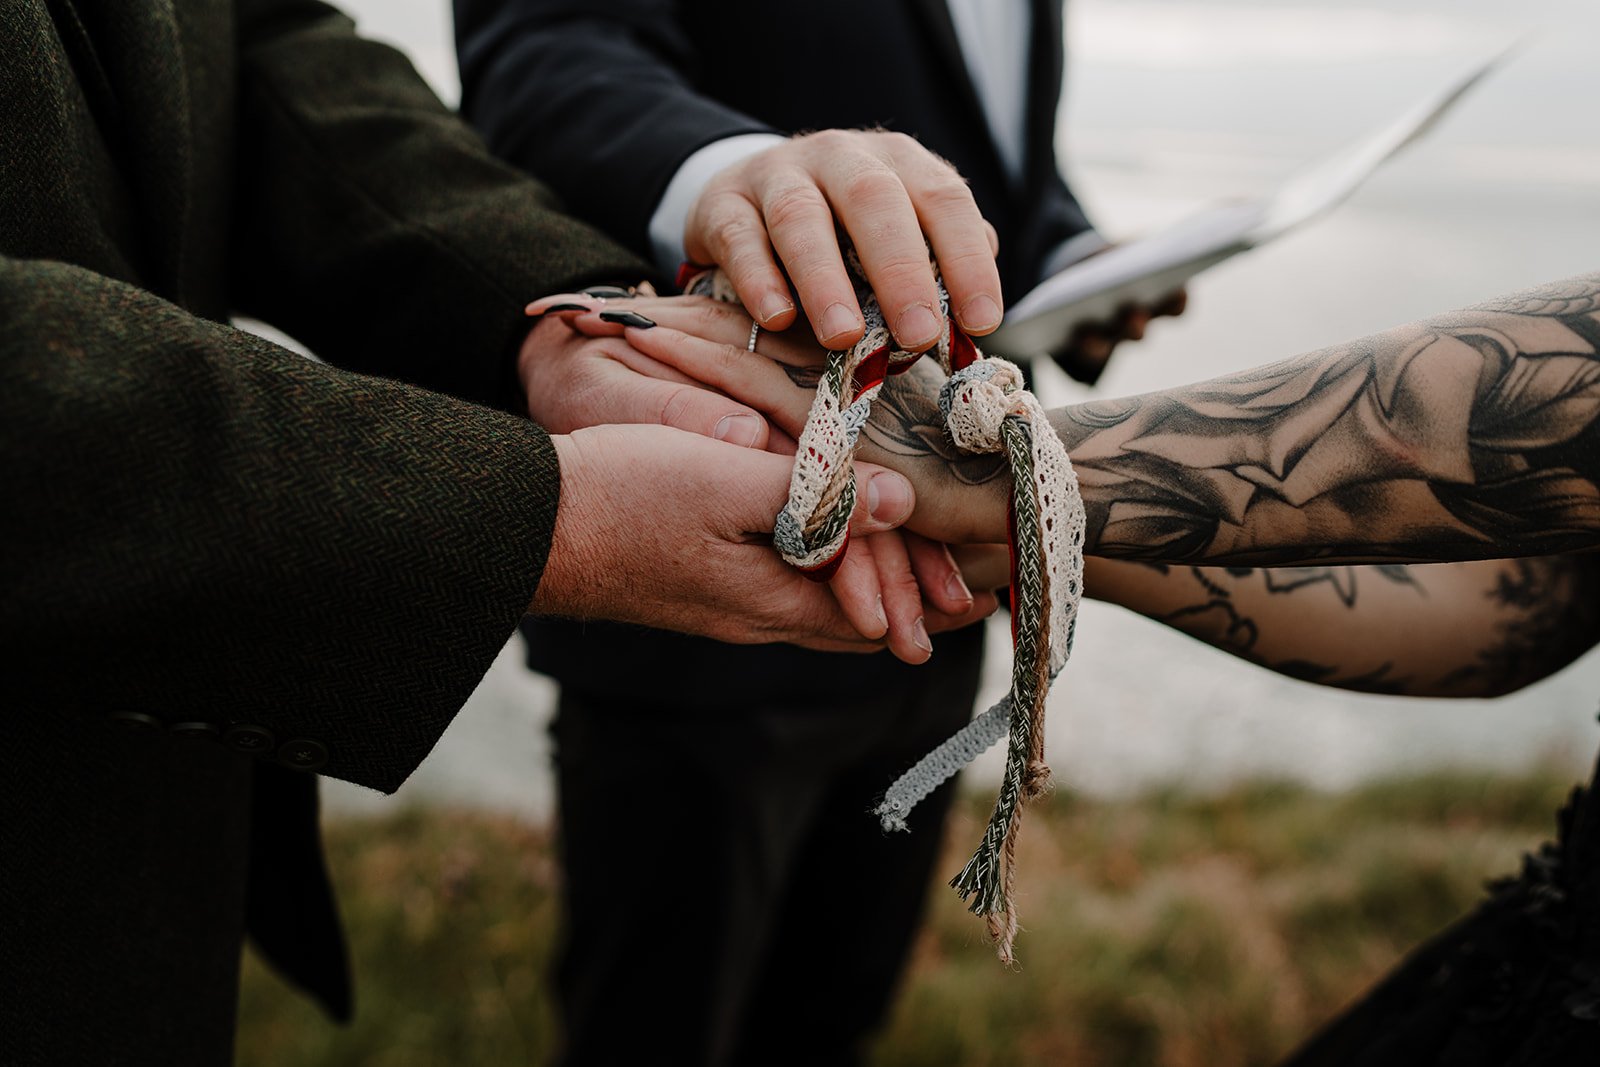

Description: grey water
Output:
[323,0,1600,817]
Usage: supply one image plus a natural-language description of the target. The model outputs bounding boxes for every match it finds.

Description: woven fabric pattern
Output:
[688,254,1087,961]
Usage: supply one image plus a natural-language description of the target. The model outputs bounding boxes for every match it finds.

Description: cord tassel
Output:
[686,252,1086,962]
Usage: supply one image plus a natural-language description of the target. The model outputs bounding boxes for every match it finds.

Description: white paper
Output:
[984,50,1509,360]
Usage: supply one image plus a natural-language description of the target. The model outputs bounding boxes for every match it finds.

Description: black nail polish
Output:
[599,310,656,329]
[536,302,592,314]
[580,285,632,298]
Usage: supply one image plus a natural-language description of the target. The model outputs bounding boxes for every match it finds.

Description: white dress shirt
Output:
[648,0,1042,273]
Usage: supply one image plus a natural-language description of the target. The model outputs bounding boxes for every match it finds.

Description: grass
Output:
[235,769,1575,1066]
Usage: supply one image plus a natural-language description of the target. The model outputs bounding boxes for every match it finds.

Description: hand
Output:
[685,130,1004,352]
[538,295,1009,546]
[534,424,995,661]
[526,296,994,659]
[519,296,771,448]
[1054,287,1189,384]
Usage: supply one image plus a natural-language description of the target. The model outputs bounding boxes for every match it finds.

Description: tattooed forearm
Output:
[780,362,824,389]
[1089,555,1600,698]
[1045,273,1600,564]
[861,272,1600,563]
[862,360,1010,486]
[1438,554,1600,695]
[1139,564,1423,694]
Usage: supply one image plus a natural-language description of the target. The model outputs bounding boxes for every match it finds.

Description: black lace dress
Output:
[1279,753,1600,1066]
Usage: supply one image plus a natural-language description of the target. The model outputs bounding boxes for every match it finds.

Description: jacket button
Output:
[277,738,329,772]
[108,711,162,733]
[170,721,222,742]
[223,723,276,754]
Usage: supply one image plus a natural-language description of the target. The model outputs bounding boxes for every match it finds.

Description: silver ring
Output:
[747,322,761,353]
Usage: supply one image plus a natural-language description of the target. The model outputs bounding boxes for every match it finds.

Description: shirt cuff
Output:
[648,132,788,276]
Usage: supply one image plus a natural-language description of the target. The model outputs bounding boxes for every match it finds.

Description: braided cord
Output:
[948,417,1050,960]
[682,256,1084,963]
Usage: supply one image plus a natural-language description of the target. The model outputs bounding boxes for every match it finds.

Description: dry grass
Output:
[235,770,1574,1066]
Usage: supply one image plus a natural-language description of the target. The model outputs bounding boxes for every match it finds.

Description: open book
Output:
[984,51,1509,360]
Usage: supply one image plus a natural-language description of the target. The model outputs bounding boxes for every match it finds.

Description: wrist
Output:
[530,432,599,618]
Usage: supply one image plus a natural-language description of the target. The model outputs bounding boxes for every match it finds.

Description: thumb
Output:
[609,366,772,449]
[722,452,914,539]
[849,463,916,535]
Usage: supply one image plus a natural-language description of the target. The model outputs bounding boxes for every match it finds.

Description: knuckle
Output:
[936,245,1000,276]
[711,340,745,379]
[877,130,920,158]
[654,383,699,430]
[805,128,851,154]
[725,245,778,288]
[839,163,904,208]
[706,212,754,257]
[763,182,829,232]
[692,299,734,335]
[919,175,978,217]
[871,254,937,295]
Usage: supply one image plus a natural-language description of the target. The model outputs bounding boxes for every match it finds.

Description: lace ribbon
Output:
[685,257,1086,962]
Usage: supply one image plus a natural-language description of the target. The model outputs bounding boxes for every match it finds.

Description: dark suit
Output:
[0,0,646,1062]
[455,0,1090,300]
[454,2,1083,1063]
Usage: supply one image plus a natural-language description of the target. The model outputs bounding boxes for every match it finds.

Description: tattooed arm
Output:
[534,274,1600,691]
[866,272,1600,562]
[537,272,1600,563]
[1084,556,1600,697]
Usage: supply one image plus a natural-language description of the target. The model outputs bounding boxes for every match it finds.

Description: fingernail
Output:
[865,471,913,524]
[581,285,631,298]
[913,617,933,654]
[819,302,858,343]
[875,595,888,632]
[945,570,972,605]
[529,302,592,316]
[959,294,1002,333]
[758,293,795,325]
[895,303,940,348]
[599,310,656,328]
[713,413,762,448]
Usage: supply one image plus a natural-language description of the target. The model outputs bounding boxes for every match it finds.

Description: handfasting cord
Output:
[684,257,1087,963]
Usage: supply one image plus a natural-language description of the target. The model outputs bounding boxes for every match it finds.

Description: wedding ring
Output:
[747,322,762,353]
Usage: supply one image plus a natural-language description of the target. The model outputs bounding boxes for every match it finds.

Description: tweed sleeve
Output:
[229,0,654,414]
[2,256,557,792]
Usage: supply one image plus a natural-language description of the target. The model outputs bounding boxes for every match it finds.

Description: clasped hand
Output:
[521,301,996,663]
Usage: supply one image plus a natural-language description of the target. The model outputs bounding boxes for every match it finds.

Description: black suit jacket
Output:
[0,1,646,1061]
[455,0,1092,299]
[454,0,1076,703]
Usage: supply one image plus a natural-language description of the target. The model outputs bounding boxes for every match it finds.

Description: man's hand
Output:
[684,130,1004,353]
[523,295,993,661]
[541,295,1011,548]
[534,425,995,660]
[1054,288,1188,384]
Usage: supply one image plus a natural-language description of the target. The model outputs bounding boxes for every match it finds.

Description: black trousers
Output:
[548,635,984,1067]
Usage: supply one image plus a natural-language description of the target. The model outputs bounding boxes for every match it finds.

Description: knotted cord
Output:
[684,256,1087,963]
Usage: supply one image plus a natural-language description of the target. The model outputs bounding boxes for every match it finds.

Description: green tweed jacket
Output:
[0,0,649,1061]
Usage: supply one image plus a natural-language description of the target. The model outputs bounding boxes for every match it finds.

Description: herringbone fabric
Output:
[0,0,650,1061]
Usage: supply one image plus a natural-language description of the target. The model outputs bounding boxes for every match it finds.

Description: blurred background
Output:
[317,0,1600,819]
[240,1,1600,1063]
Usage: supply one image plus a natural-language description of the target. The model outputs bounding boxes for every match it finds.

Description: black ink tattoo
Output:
[862,363,1009,486]
[1440,555,1600,694]
[1028,272,1600,564]
[1149,565,1423,693]
[780,363,823,389]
